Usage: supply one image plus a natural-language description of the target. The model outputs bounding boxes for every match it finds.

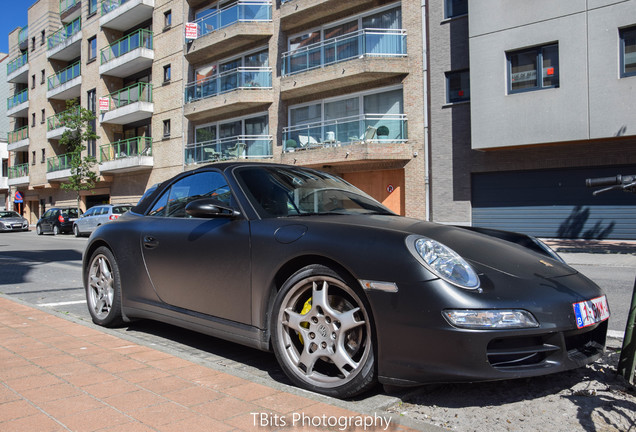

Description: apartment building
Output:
[429,0,636,239]
[5,0,426,224]
[0,53,8,210]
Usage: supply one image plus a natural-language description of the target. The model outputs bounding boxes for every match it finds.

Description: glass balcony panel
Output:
[282,29,406,76]
[47,61,81,90]
[194,1,271,38]
[8,126,28,144]
[7,53,28,75]
[106,82,153,109]
[47,107,80,131]
[185,68,270,103]
[47,153,73,172]
[100,29,153,64]
[48,17,81,50]
[100,137,152,162]
[7,89,28,110]
[18,27,28,45]
[60,0,78,13]
[8,163,29,179]
[185,135,272,164]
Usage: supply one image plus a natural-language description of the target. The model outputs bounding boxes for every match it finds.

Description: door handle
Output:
[143,235,159,249]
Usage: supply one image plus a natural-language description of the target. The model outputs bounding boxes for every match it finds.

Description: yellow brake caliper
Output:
[298,297,312,345]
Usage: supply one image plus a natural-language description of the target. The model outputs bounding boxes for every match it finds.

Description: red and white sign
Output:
[99,97,110,111]
[185,22,199,40]
[573,295,610,329]
[386,184,395,194]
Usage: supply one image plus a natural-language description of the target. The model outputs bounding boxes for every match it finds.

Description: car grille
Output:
[486,321,607,371]
[12,224,23,229]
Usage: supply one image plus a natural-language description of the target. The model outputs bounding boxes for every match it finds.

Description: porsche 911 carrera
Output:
[83,163,609,398]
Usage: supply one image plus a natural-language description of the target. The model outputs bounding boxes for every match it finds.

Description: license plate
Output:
[573,295,610,329]
[69,218,77,222]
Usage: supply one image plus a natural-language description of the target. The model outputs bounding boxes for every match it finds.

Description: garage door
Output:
[472,166,636,239]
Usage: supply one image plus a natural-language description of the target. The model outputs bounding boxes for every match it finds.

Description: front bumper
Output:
[0,222,29,231]
[367,274,608,386]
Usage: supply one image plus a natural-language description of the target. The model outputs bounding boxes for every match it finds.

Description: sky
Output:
[0,2,33,54]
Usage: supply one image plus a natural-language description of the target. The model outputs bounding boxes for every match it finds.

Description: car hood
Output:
[296,214,578,279]
[1,217,27,224]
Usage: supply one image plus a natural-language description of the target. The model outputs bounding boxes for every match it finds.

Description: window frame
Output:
[620,25,636,78]
[506,43,559,94]
[164,10,172,29]
[444,0,468,19]
[163,64,171,83]
[88,36,97,61]
[163,119,171,137]
[445,69,470,103]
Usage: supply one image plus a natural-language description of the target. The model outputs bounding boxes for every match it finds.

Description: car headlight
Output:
[406,235,480,289]
[443,309,539,329]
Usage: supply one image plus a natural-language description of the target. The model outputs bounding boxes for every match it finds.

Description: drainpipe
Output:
[421,0,431,221]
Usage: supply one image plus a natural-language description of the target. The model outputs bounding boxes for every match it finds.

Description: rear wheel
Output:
[85,246,124,327]
[73,225,80,237]
[36,224,42,235]
[53,225,60,236]
[270,265,376,398]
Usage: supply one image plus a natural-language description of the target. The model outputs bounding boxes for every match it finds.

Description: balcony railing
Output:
[192,0,272,38]
[8,126,28,144]
[282,114,408,151]
[100,136,152,162]
[185,135,272,164]
[59,0,78,14]
[47,106,79,131]
[7,89,28,110]
[48,61,81,90]
[7,53,28,75]
[48,17,81,50]
[100,29,153,64]
[103,82,152,110]
[18,27,28,45]
[185,68,271,103]
[101,0,130,14]
[282,28,407,76]
[47,153,73,173]
[8,163,29,179]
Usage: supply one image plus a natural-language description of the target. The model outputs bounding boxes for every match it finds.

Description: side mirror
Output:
[185,198,241,218]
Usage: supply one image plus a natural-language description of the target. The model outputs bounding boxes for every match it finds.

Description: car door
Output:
[77,207,95,233]
[139,170,252,324]
[41,209,55,232]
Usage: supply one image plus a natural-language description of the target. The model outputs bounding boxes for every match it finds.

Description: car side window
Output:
[84,208,95,217]
[148,171,232,218]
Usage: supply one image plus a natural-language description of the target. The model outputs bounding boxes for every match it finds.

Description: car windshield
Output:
[234,166,393,219]
[0,211,21,218]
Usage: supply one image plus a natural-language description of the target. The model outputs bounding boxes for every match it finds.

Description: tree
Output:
[58,99,99,214]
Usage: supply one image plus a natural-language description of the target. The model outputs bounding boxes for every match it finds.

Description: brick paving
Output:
[0,297,417,432]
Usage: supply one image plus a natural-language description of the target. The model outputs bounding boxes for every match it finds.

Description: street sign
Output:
[185,22,198,40]
[14,191,23,203]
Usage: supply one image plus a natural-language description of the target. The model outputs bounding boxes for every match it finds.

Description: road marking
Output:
[39,300,86,307]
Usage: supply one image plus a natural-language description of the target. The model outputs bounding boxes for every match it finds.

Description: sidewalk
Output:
[0,297,421,432]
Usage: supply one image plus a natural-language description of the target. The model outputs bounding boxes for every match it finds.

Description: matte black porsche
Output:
[83,163,609,398]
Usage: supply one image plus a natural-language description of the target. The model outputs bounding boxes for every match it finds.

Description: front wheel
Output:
[36,224,42,235]
[270,265,376,398]
[53,225,60,236]
[85,246,124,327]
[73,225,80,237]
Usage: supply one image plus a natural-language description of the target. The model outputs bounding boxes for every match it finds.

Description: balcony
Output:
[8,126,29,152]
[281,29,408,100]
[46,153,72,182]
[100,82,153,124]
[184,68,272,121]
[47,61,82,100]
[100,29,154,77]
[18,27,28,51]
[99,137,153,173]
[60,0,81,23]
[47,17,82,61]
[280,0,375,32]
[281,114,410,164]
[8,164,29,187]
[184,1,272,64]
[100,0,154,31]
[7,89,29,117]
[185,135,273,165]
[46,107,78,140]
[7,53,28,84]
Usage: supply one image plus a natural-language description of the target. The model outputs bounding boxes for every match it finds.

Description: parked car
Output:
[73,204,132,237]
[36,207,83,235]
[83,163,609,398]
[0,211,29,232]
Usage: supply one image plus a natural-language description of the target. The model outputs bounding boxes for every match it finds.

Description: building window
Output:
[445,0,467,19]
[41,30,45,46]
[41,109,45,124]
[88,36,97,61]
[164,10,172,28]
[446,70,470,103]
[31,113,36,127]
[31,151,36,165]
[41,69,45,84]
[507,43,559,94]
[41,149,45,163]
[31,37,35,51]
[31,74,36,89]
[163,64,171,82]
[89,0,97,15]
[163,119,171,137]
[620,26,636,78]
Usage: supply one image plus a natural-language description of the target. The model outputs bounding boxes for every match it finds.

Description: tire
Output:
[36,224,42,235]
[53,225,60,236]
[270,265,376,398]
[73,225,80,237]
[85,246,124,327]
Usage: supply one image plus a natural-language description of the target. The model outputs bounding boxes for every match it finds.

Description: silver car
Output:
[0,211,29,232]
[73,204,132,237]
